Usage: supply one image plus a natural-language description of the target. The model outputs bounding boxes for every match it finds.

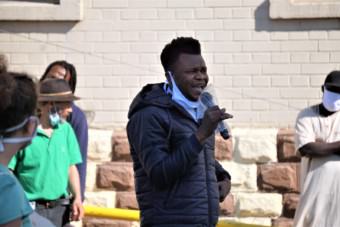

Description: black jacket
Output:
[127,83,231,227]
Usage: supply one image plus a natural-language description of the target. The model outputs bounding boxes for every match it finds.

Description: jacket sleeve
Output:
[127,107,203,189]
[215,160,231,182]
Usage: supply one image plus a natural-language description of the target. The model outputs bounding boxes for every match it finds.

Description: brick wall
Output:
[1,0,340,127]
[84,127,300,227]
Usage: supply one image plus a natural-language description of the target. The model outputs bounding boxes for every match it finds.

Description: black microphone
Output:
[200,91,231,140]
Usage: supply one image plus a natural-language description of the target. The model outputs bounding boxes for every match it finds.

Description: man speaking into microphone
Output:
[127,37,232,227]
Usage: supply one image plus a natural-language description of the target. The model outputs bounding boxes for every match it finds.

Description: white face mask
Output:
[322,88,340,112]
[0,116,39,152]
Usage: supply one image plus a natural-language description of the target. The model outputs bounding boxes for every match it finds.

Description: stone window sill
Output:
[0,0,83,21]
[270,0,340,19]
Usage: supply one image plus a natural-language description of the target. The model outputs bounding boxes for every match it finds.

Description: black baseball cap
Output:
[324,71,340,91]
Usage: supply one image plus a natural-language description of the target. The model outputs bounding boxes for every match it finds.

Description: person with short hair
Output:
[127,37,232,227]
[294,71,340,227]
[0,71,37,227]
[9,78,84,227]
[40,61,88,202]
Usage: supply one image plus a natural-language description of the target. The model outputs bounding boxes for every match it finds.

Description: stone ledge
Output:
[0,0,83,21]
[235,192,282,217]
[270,0,340,19]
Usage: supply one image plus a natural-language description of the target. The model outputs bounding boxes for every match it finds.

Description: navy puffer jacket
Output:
[127,83,230,227]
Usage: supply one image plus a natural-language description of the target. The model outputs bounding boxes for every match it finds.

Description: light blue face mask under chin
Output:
[49,112,61,128]
[0,116,39,152]
[166,71,205,121]
[48,105,65,128]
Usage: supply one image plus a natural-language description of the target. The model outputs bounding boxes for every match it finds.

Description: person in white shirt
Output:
[294,70,340,227]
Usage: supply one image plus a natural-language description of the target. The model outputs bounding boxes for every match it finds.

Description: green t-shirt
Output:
[8,122,82,201]
[0,164,32,227]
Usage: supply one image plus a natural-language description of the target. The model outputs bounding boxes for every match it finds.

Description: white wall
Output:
[1,0,340,128]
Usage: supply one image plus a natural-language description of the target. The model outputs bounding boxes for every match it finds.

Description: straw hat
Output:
[38,78,79,102]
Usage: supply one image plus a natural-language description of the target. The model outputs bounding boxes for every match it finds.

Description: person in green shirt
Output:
[9,78,84,227]
[0,71,37,227]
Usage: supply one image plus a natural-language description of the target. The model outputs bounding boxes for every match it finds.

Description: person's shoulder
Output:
[0,169,20,197]
[71,103,87,120]
[72,103,85,115]
[59,121,74,131]
[0,169,16,188]
[296,105,319,123]
[298,105,318,117]
[127,105,169,130]
[132,105,167,119]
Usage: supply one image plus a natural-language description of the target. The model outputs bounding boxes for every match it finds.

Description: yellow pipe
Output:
[217,220,270,227]
[84,206,140,221]
[84,205,270,227]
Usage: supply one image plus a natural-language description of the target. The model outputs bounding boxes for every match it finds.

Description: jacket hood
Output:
[128,83,172,119]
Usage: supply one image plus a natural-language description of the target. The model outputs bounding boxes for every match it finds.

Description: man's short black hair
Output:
[160,37,201,72]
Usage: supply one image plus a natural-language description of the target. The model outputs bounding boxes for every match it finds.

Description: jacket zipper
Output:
[203,144,211,226]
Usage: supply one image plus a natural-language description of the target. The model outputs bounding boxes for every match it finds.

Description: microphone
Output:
[200,91,231,140]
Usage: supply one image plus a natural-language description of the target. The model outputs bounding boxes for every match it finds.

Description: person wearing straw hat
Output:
[40,61,88,203]
[9,78,84,227]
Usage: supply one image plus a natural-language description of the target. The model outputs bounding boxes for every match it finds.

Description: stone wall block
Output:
[84,191,116,208]
[220,161,257,191]
[112,132,132,162]
[258,163,300,193]
[116,192,139,210]
[277,128,300,162]
[86,162,99,191]
[97,162,134,191]
[283,193,299,218]
[219,194,235,216]
[88,129,113,161]
[235,193,282,217]
[215,136,233,160]
[233,128,277,163]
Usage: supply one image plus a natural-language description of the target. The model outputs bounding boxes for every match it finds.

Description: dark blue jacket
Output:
[68,103,88,201]
[127,83,230,227]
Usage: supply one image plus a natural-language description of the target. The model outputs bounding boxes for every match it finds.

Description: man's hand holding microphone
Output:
[195,86,233,202]
[195,106,233,144]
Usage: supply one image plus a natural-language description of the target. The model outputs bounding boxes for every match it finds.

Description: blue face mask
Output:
[0,116,39,152]
[48,105,63,128]
[166,71,205,121]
